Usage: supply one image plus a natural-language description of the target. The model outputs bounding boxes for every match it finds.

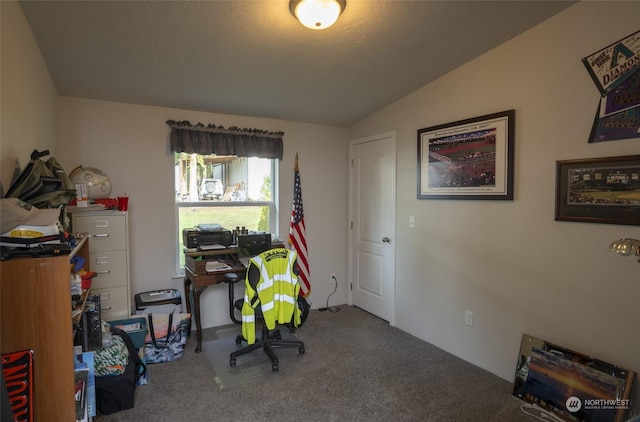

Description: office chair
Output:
[224,248,309,371]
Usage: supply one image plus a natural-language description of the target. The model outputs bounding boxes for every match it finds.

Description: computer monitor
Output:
[237,233,272,265]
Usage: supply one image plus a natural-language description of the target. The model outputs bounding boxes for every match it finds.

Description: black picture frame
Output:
[417,110,515,200]
[555,155,640,226]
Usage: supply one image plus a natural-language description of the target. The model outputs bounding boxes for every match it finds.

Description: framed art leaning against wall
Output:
[417,110,515,200]
[555,155,640,226]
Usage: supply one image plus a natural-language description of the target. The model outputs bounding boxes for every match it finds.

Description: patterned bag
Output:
[95,327,147,415]
[93,335,128,376]
[143,313,190,364]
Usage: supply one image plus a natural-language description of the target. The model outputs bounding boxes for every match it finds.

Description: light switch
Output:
[409,216,415,228]
[465,311,474,327]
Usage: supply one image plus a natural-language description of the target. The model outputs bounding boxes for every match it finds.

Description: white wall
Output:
[350,1,640,383]
[56,97,350,328]
[0,0,58,193]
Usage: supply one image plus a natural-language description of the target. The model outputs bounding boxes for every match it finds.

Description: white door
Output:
[349,132,396,324]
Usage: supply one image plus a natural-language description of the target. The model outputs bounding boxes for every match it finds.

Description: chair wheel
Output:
[230,357,236,367]
[272,363,279,372]
[299,346,305,354]
[235,337,242,345]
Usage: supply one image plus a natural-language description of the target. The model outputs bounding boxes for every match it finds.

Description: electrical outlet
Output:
[330,273,336,283]
[465,310,474,327]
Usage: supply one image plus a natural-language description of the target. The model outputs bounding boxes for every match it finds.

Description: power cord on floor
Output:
[318,274,340,313]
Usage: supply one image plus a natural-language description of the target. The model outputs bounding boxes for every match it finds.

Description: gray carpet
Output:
[97,305,533,421]
[202,325,326,390]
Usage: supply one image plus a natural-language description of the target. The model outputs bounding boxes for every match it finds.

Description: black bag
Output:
[95,327,147,415]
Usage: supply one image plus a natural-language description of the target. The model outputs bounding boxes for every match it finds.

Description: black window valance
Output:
[167,120,284,160]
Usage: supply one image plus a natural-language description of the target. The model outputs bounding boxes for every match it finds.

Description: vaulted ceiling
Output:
[20,1,575,127]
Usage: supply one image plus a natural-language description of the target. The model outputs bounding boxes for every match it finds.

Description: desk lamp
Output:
[609,238,640,262]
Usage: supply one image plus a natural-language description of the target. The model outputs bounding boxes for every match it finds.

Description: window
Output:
[175,153,278,271]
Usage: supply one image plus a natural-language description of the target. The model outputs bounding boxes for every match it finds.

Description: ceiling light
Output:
[290,0,346,30]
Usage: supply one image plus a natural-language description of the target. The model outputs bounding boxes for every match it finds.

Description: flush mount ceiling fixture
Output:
[289,0,346,30]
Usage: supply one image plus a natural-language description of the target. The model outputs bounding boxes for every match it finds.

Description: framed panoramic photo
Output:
[555,155,640,226]
[417,110,515,200]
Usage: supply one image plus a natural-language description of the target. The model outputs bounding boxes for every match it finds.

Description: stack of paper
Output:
[205,261,232,272]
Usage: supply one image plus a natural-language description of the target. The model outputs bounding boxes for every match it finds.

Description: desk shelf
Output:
[184,248,240,275]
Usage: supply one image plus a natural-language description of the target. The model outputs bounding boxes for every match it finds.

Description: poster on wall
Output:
[589,99,640,143]
[598,67,640,117]
[583,30,640,143]
[582,29,640,96]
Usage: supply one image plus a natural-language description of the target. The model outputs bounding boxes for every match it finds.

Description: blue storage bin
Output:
[108,317,148,350]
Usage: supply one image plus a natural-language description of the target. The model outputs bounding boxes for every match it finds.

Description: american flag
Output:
[289,153,310,298]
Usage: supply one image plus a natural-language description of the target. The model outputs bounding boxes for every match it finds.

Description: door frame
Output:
[348,131,397,326]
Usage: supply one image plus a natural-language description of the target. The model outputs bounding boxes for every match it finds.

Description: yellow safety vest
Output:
[241,248,302,344]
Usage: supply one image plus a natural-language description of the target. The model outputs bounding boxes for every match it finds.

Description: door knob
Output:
[382,237,391,243]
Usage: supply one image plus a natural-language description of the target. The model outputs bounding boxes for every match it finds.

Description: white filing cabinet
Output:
[72,210,131,321]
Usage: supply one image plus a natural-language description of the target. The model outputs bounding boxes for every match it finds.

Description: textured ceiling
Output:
[20,1,575,127]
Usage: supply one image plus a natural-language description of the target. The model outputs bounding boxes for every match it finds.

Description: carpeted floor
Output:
[202,325,326,390]
[97,305,534,421]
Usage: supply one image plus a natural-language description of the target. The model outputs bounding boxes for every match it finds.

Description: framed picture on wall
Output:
[417,110,515,200]
[555,155,640,226]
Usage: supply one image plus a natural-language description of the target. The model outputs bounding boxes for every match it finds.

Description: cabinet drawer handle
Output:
[101,306,112,310]
[100,293,111,300]
[94,233,110,238]
[94,220,109,228]
[96,270,111,274]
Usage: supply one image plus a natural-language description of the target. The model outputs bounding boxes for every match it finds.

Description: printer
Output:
[182,224,233,248]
